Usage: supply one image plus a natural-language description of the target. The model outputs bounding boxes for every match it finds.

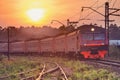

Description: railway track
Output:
[35,60,120,80]
[36,62,68,80]
[96,59,120,67]
[89,59,120,67]
[0,62,68,80]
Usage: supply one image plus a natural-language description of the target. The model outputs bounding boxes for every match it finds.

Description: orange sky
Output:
[0,0,120,28]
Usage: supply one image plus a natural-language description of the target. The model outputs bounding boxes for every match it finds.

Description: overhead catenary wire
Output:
[109,0,113,3]
[112,0,117,8]
[78,0,114,23]
[82,0,99,11]
[90,0,99,7]
[56,0,118,27]
[58,0,110,26]
[78,0,100,21]
[78,1,105,22]
[67,0,99,21]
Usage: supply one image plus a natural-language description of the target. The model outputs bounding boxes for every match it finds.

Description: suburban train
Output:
[0,24,108,59]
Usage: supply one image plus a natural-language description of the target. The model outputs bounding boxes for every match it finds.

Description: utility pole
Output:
[7,27,10,60]
[105,2,109,31]
[105,2,109,55]
[105,2,120,55]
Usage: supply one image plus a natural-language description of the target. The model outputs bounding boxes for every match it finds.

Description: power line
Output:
[112,0,117,8]
[109,0,113,3]
[61,0,107,25]
[68,0,99,20]
[95,0,110,9]
[90,0,99,7]
[68,0,100,20]
[78,1,105,22]
[78,11,93,21]
[57,0,116,26]
[78,0,114,22]
[68,11,81,20]
[82,0,99,12]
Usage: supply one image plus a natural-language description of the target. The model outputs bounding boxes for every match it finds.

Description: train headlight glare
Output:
[84,44,87,46]
[91,28,95,32]
[101,43,104,45]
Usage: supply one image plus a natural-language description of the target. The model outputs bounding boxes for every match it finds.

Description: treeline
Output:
[109,24,120,40]
[0,26,61,42]
[0,24,76,42]
[0,23,119,42]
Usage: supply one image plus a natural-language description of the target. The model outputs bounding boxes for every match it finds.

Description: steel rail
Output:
[96,60,120,67]
[36,64,46,80]
[56,63,69,80]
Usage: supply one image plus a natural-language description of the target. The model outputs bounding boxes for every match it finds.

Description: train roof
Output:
[78,24,106,33]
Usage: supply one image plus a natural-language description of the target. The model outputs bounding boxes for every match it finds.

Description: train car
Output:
[0,24,108,59]
[10,41,25,54]
[54,35,66,56]
[40,38,53,56]
[66,31,78,57]
[78,25,108,58]
[0,43,8,53]
[26,40,40,53]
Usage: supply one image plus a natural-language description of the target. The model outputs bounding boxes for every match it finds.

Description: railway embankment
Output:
[0,55,119,80]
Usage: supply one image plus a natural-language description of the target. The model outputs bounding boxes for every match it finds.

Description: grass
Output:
[0,55,119,80]
[0,56,42,80]
[63,60,119,80]
[108,45,120,60]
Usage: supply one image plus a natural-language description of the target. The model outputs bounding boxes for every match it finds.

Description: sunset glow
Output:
[27,8,45,22]
[0,0,120,27]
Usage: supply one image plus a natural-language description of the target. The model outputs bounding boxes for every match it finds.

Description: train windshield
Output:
[82,34,93,40]
[82,33,105,40]
[94,34,105,40]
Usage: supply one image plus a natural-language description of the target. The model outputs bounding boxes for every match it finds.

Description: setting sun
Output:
[27,8,45,22]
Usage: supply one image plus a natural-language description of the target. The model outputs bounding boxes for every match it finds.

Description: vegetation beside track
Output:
[0,55,119,80]
[107,45,120,60]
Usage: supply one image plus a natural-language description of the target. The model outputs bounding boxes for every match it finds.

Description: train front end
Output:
[79,25,108,59]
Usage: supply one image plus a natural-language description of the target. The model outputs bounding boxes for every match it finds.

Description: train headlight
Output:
[91,28,95,32]
[84,44,87,46]
[101,43,105,45]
